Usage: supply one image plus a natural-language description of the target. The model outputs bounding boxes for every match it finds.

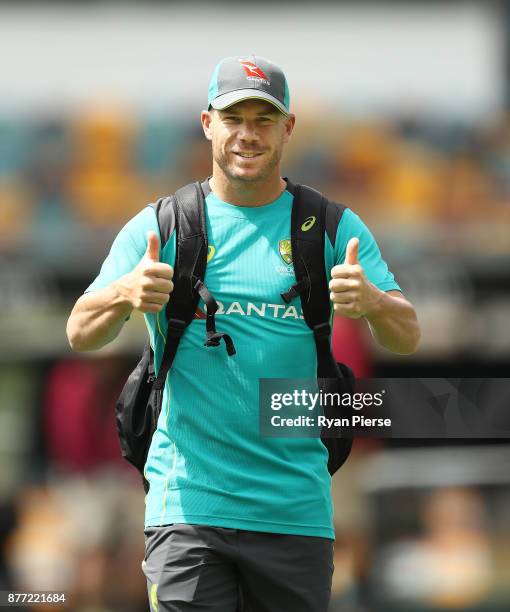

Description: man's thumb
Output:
[145,231,160,262]
[344,237,359,265]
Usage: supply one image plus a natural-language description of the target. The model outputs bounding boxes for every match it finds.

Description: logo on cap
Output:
[239,59,270,85]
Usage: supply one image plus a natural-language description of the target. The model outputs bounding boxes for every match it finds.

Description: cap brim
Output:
[210,89,289,116]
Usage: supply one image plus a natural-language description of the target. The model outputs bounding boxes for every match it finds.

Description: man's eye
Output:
[223,116,240,123]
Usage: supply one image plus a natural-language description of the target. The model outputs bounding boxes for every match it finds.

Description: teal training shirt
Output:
[86,185,400,539]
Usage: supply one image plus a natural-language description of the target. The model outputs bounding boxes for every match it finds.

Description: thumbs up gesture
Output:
[329,238,380,319]
[144,231,161,264]
[120,231,174,314]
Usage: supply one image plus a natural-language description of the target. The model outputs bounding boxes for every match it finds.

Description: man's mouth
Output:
[234,152,263,158]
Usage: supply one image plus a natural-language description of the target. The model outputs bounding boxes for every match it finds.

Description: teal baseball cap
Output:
[208,56,290,115]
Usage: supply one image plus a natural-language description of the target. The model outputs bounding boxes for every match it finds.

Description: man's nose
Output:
[238,121,259,141]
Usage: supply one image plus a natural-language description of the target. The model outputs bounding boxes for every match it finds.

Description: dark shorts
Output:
[142,523,334,612]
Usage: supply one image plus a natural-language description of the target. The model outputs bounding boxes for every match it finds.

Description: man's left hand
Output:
[329,238,383,319]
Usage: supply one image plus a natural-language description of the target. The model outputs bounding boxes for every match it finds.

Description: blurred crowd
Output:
[0,350,508,612]
[1,102,510,261]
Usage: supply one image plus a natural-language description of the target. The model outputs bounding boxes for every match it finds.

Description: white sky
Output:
[0,2,504,118]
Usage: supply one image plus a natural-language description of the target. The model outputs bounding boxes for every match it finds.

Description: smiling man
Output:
[204,100,293,198]
[66,55,420,611]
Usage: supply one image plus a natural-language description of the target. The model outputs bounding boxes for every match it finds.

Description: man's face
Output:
[201,99,295,183]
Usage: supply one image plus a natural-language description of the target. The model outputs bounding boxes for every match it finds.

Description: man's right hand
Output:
[115,231,174,313]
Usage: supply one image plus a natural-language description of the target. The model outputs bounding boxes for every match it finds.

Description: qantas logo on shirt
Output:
[195,301,304,320]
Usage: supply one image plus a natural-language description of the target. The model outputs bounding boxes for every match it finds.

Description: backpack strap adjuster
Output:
[281,278,310,304]
[167,318,187,338]
[205,331,236,356]
[193,279,236,357]
[313,321,331,341]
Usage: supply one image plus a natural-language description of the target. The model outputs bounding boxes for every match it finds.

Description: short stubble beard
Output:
[212,140,283,185]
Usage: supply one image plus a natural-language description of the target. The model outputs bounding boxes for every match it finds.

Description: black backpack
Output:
[115,178,354,491]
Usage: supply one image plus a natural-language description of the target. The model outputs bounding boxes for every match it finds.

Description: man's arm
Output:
[67,231,174,352]
[67,285,134,352]
[329,238,420,355]
[364,289,420,355]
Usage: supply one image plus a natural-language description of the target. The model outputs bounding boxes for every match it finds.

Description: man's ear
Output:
[282,113,296,144]
[201,110,214,141]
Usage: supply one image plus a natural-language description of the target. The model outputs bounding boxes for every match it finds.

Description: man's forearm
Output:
[66,283,133,352]
[364,290,420,355]
[67,232,174,352]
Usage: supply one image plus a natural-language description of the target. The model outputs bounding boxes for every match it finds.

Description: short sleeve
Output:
[334,209,401,293]
[85,206,160,293]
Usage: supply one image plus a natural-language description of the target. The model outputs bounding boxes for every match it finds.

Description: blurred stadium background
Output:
[1,1,509,610]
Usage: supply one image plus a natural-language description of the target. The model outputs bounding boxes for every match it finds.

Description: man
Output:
[67,56,420,612]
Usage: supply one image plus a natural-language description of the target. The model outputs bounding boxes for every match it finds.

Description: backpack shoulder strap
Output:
[150,180,208,298]
[150,181,208,388]
[165,180,208,326]
[150,181,208,327]
[283,178,347,378]
[149,179,235,389]
[151,195,176,248]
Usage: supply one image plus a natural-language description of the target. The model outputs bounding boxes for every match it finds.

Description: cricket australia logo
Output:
[276,239,294,277]
[279,239,292,264]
